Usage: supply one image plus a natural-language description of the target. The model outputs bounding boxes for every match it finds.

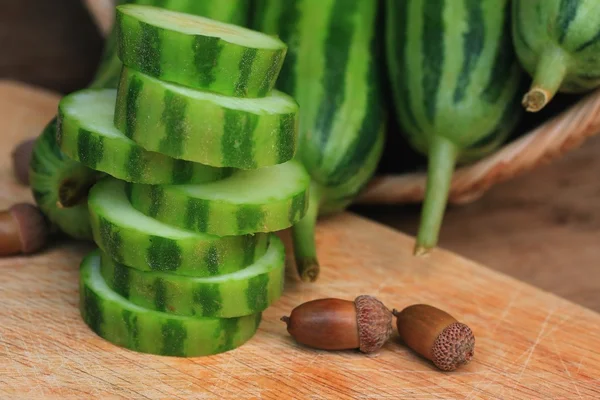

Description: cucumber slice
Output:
[129,160,310,236]
[57,89,228,184]
[89,178,268,277]
[29,120,103,240]
[100,234,285,318]
[114,67,298,169]
[116,4,286,97]
[80,250,262,357]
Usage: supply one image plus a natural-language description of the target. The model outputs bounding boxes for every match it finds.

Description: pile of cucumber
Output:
[51,4,311,357]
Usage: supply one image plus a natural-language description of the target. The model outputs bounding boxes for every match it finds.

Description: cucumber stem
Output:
[414,136,458,256]
[292,182,322,282]
[523,47,568,112]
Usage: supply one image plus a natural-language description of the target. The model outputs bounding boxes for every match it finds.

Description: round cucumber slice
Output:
[116,4,286,97]
[29,120,103,240]
[100,234,285,318]
[89,178,268,277]
[129,160,310,236]
[80,250,262,357]
[114,67,298,169]
[57,89,228,184]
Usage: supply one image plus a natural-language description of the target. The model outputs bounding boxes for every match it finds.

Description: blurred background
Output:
[1,0,599,311]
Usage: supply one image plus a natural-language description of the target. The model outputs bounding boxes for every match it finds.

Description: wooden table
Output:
[1,80,600,399]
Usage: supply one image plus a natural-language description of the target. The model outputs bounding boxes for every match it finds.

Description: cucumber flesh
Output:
[89,178,269,277]
[129,159,310,236]
[57,89,228,184]
[80,250,262,357]
[116,4,286,97]
[100,234,285,318]
[114,67,298,169]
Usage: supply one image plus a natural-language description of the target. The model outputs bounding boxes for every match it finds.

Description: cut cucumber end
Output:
[118,4,285,50]
[415,136,458,254]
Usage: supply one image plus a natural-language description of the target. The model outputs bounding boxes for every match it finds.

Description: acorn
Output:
[11,138,36,186]
[281,295,393,353]
[393,304,475,371]
[0,203,49,256]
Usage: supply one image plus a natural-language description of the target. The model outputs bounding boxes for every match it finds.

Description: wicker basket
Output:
[84,0,600,206]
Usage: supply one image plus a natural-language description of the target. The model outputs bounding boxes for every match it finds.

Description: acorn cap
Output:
[354,295,393,353]
[432,322,475,371]
[9,203,49,253]
[11,138,36,186]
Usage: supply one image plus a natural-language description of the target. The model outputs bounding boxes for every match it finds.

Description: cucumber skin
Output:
[56,89,229,185]
[252,0,385,208]
[29,120,101,240]
[129,161,310,237]
[89,178,269,277]
[512,0,600,93]
[80,251,261,357]
[386,0,523,159]
[99,235,285,318]
[114,67,299,169]
[91,0,251,89]
[116,4,286,98]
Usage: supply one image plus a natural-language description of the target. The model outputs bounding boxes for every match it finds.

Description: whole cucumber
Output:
[513,0,600,112]
[253,0,386,281]
[386,0,524,254]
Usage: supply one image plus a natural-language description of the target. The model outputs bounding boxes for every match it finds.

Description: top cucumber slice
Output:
[116,4,287,97]
[57,89,229,184]
[129,160,310,236]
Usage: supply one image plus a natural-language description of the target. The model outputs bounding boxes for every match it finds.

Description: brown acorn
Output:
[0,203,49,256]
[11,138,36,186]
[281,295,393,353]
[393,304,475,371]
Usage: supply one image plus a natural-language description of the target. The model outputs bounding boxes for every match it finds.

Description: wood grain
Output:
[1,80,600,399]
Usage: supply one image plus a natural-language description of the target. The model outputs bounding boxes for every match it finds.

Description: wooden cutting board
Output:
[1,80,599,399]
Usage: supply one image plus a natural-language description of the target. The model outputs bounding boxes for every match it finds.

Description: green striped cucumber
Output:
[252,0,386,281]
[29,121,103,240]
[386,0,524,254]
[129,160,310,236]
[57,89,228,184]
[80,251,261,357]
[92,0,251,90]
[512,0,600,112]
[31,0,249,240]
[89,178,268,277]
[99,234,284,318]
[114,67,299,169]
[116,4,286,97]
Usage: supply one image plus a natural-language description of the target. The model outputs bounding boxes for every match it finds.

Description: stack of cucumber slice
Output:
[57,4,310,357]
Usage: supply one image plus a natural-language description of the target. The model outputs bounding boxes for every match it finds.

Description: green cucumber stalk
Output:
[253,0,386,282]
[512,0,600,112]
[386,0,524,255]
[29,0,251,240]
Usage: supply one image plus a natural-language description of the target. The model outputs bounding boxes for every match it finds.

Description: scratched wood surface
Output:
[1,80,600,399]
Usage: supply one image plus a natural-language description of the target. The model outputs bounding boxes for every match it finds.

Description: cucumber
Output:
[114,67,298,169]
[56,89,228,184]
[385,0,524,254]
[512,0,600,112]
[89,178,268,277]
[252,0,386,281]
[129,160,310,236]
[29,121,103,240]
[116,4,286,97]
[99,234,285,318]
[31,0,250,240]
[80,251,261,357]
[92,0,251,90]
